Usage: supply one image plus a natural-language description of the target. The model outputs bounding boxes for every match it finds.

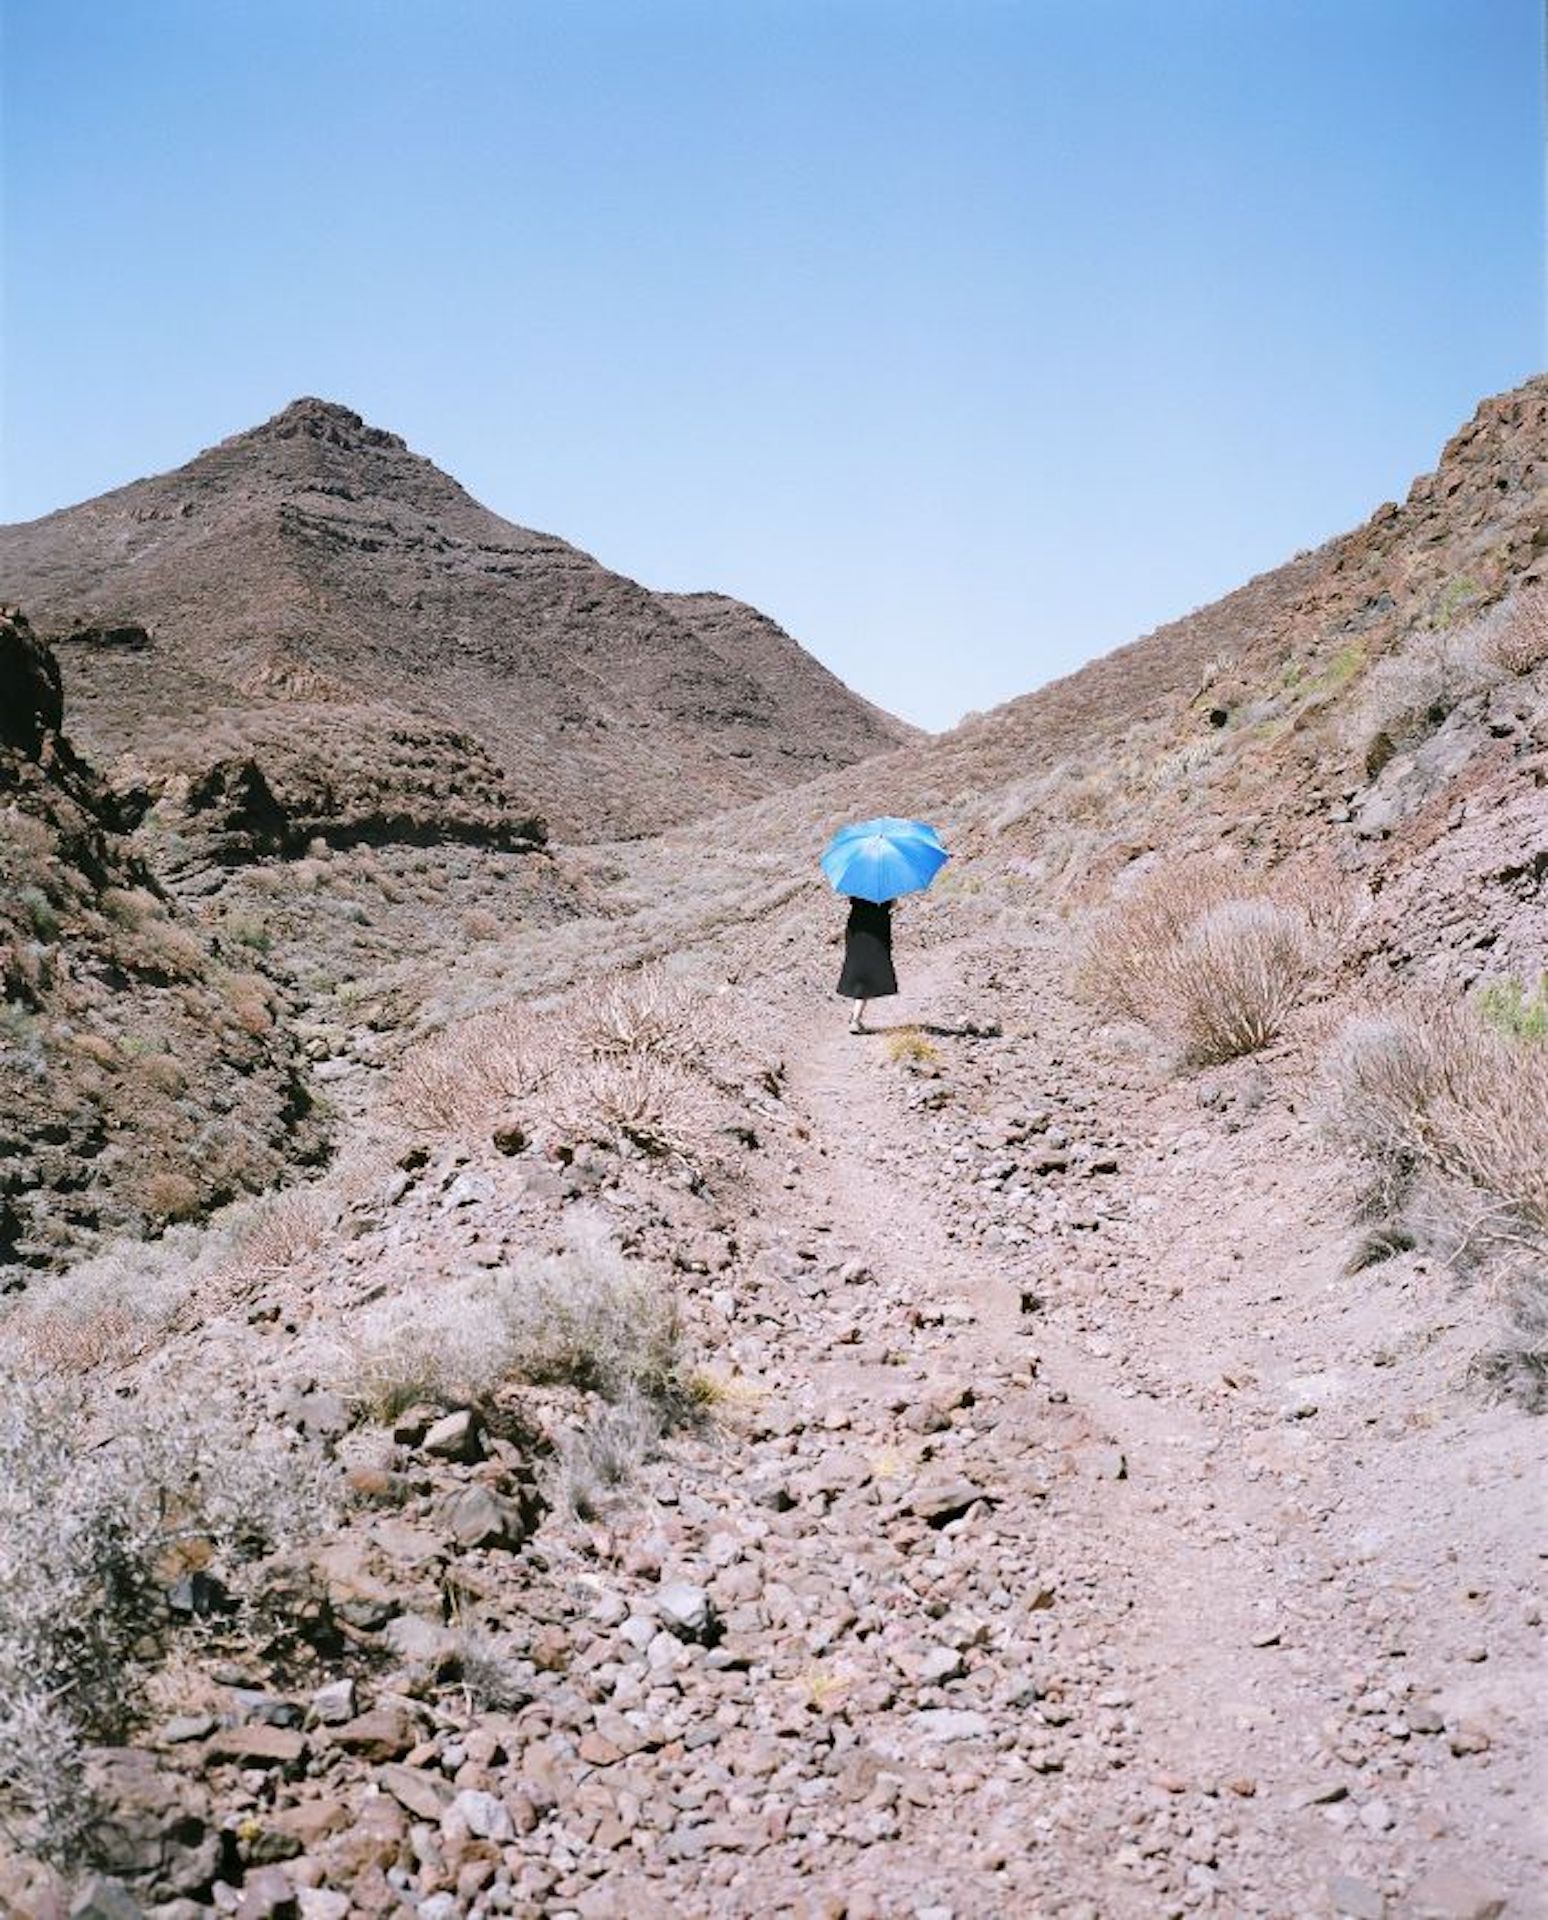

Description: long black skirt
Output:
[837,899,897,999]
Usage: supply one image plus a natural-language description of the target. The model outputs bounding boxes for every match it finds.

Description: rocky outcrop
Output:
[0,610,325,1276]
[0,602,64,750]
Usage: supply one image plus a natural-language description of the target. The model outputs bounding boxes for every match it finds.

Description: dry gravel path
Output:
[711,927,1546,1918]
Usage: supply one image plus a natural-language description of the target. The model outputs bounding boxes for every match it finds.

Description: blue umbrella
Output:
[827,815,945,853]
[821,818,950,901]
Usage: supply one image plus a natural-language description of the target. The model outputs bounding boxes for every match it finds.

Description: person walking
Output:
[837,894,897,1034]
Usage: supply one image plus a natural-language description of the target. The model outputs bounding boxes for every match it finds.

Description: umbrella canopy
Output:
[826,815,945,853]
[821,818,950,902]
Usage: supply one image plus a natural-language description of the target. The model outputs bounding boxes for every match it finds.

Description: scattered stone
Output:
[68,1880,145,1920]
[327,1706,417,1761]
[205,1726,306,1770]
[379,1762,454,1821]
[1406,1866,1508,1920]
[447,1787,515,1843]
[1078,1445,1128,1481]
[383,1611,461,1671]
[438,1482,536,1552]
[308,1679,356,1726]
[296,1895,350,1920]
[158,1714,217,1746]
[423,1407,483,1461]
[658,1582,718,1644]
[912,1708,992,1742]
[236,1866,299,1920]
[908,1478,990,1526]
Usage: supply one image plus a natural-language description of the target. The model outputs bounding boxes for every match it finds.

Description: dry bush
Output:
[546,1052,722,1164]
[1076,861,1241,1024]
[341,1215,688,1419]
[1324,1004,1548,1406]
[1480,590,1548,677]
[5,1191,334,1377]
[569,960,721,1067]
[342,1276,515,1421]
[546,1392,663,1518]
[1077,859,1346,1066]
[393,1003,548,1133]
[885,1027,941,1067]
[455,1629,535,1713]
[1173,901,1319,1064]
[1352,618,1504,769]
[142,1169,202,1225]
[0,1371,334,1864]
[228,1186,333,1278]
[500,1212,686,1403]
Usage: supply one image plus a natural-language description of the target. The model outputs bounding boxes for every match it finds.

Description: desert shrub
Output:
[340,1214,687,1419]
[570,960,720,1067]
[546,1392,662,1518]
[0,1372,334,1864]
[885,1027,941,1067]
[221,911,272,953]
[456,1630,535,1713]
[501,1213,686,1403]
[546,1052,721,1163]
[142,1169,202,1225]
[1324,1003,1548,1406]
[18,886,59,941]
[99,886,159,930]
[1475,974,1548,1045]
[342,1274,513,1420]
[1480,590,1548,677]
[1076,858,1340,1064]
[133,920,207,979]
[1353,618,1503,771]
[1173,900,1319,1064]
[393,1003,546,1133]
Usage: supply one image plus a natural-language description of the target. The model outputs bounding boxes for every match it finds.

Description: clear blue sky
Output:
[2,0,1542,730]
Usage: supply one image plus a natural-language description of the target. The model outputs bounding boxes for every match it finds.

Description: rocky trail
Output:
[662,927,1544,1918]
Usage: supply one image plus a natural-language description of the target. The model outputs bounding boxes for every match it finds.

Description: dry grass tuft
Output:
[570,960,722,1067]
[394,1002,547,1132]
[546,1392,663,1518]
[340,1212,689,1420]
[1323,1002,1548,1406]
[885,1027,941,1067]
[1076,858,1347,1065]
[547,1052,724,1165]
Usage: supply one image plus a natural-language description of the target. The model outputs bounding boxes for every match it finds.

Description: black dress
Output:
[837,899,897,1000]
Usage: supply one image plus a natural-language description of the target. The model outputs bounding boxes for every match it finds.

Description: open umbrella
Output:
[821,817,950,902]
[826,815,945,853]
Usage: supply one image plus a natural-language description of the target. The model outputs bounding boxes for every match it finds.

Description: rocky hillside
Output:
[0,399,915,842]
[0,611,326,1278]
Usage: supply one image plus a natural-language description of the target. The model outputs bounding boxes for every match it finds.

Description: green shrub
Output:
[1475,976,1548,1046]
[18,886,59,941]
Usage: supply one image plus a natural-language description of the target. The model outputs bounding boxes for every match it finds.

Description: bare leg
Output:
[849,999,866,1033]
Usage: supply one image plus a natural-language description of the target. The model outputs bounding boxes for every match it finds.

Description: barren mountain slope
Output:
[0,399,914,840]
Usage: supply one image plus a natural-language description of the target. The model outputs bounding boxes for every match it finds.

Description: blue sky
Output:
[2,0,1541,729]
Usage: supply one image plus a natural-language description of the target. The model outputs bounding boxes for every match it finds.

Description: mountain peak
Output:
[247,396,408,455]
